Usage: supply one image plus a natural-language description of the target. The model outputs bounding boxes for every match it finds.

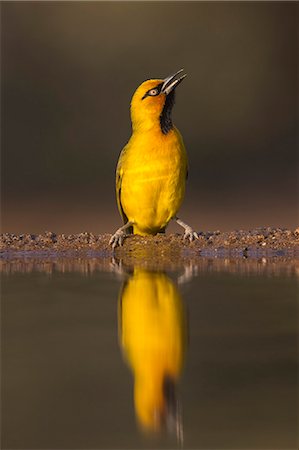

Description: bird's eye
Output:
[148,88,159,96]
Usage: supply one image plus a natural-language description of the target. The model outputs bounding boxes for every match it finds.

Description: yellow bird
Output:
[110,69,198,248]
[118,269,186,438]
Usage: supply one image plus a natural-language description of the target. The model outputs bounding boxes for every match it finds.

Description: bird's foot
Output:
[174,217,199,242]
[183,226,199,242]
[109,229,127,249]
[109,221,134,249]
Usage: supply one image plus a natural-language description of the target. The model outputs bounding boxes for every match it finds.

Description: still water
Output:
[1,257,298,449]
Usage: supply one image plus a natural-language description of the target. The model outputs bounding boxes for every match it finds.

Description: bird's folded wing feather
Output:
[116,146,129,225]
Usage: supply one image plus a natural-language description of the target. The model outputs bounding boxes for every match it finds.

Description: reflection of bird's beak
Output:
[163,375,183,443]
[161,69,187,95]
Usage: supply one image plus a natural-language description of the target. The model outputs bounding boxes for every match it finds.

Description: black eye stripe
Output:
[141,82,163,100]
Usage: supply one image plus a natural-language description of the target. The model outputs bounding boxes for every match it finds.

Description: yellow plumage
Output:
[117,126,187,235]
[118,269,186,433]
[110,70,198,247]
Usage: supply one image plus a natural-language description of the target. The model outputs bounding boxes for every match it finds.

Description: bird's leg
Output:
[109,221,134,249]
[174,217,199,242]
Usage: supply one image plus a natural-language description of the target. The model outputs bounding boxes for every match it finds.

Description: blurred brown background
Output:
[1,1,298,234]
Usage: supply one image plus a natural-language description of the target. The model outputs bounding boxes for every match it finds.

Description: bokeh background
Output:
[1,1,298,234]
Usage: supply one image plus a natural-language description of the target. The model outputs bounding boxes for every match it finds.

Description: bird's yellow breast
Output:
[119,126,187,235]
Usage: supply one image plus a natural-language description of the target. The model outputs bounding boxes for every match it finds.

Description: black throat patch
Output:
[160,90,175,134]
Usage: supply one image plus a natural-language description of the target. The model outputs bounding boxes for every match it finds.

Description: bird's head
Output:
[130,69,186,134]
[134,374,183,442]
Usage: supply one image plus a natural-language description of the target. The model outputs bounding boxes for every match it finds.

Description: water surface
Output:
[1,258,298,449]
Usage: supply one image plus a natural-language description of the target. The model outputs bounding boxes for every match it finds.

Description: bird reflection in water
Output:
[118,268,187,442]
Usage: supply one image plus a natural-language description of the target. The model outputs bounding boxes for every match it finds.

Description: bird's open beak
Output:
[161,69,187,95]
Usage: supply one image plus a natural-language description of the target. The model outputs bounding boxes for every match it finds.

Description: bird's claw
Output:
[109,230,126,249]
[183,227,199,242]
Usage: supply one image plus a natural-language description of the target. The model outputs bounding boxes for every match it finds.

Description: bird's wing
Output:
[116,146,130,226]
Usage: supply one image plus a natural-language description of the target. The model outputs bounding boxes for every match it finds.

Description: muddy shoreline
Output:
[1,228,298,259]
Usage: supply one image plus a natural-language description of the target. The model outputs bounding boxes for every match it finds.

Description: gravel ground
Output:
[1,227,298,259]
